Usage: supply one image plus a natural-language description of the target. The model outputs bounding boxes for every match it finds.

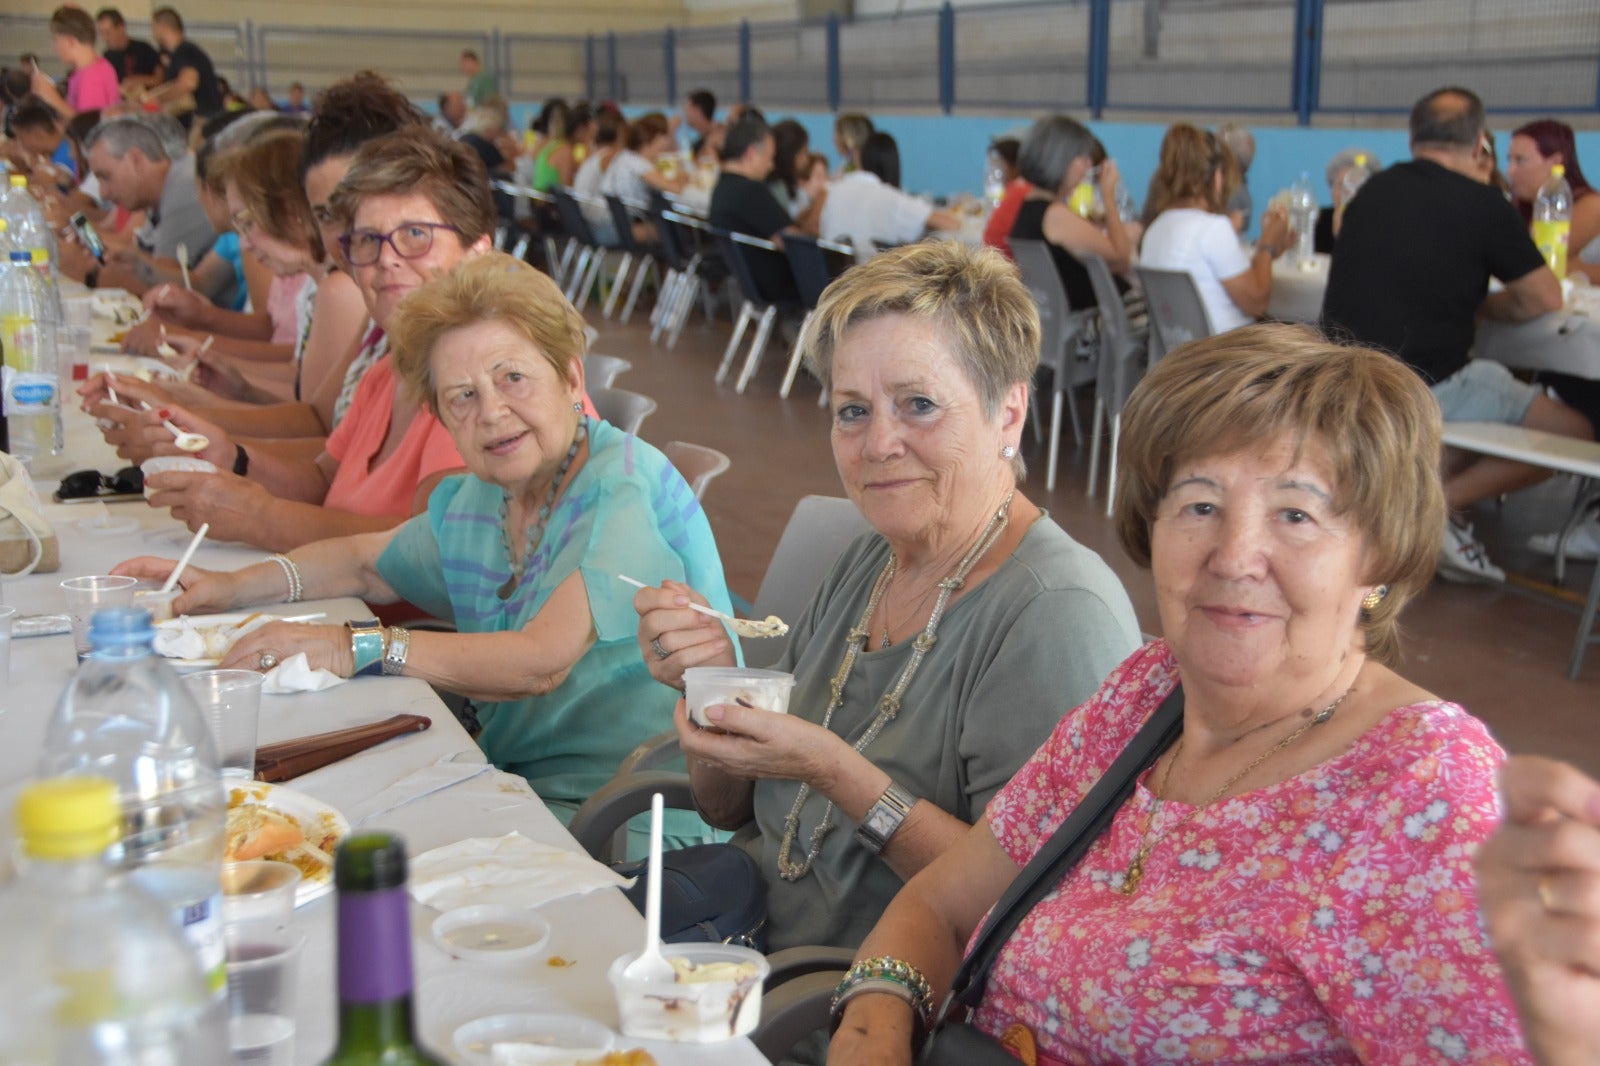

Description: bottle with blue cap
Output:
[40,606,230,1028]
[0,775,227,1063]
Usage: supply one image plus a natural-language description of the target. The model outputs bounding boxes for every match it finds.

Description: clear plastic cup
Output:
[221,861,300,955]
[608,942,769,1042]
[682,666,796,727]
[133,587,181,622]
[184,669,264,780]
[60,575,139,659]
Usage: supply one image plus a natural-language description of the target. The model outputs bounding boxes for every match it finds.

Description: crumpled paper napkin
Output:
[260,652,345,694]
[408,831,628,912]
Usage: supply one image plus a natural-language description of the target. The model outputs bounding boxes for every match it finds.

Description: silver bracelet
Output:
[268,553,302,603]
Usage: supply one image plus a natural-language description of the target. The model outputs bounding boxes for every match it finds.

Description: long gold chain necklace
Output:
[1118,688,1351,895]
[776,490,1015,882]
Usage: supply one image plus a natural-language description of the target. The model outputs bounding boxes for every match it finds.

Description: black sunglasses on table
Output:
[55,467,145,502]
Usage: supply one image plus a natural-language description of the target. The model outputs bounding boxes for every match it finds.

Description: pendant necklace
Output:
[1118,687,1351,895]
[497,417,587,600]
[776,490,1014,882]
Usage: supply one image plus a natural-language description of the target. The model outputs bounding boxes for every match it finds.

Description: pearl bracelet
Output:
[268,553,302,603]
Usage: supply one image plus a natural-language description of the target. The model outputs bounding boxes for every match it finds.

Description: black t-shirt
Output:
[1010,198,1098,310]
[164,39,222,119]
[1321,159,1545,384]
[709,172,798,302]
[104,38,161,80]
[459,132,507,174]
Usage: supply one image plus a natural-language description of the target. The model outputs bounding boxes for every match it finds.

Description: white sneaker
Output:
[1438,518,1506,583]
[1528,512,1600,561]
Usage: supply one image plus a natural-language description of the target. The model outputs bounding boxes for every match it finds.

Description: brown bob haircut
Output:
[328,126,496,247]
[216,128,325,261]
[1113,323,1445,666]
[387,251,588,417]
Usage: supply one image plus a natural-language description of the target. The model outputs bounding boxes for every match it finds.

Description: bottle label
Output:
[179,890,228,998]
[2,313,40,371]
[1533,219,1570,278]
[338,887,415,1003]
[3,367,57,413]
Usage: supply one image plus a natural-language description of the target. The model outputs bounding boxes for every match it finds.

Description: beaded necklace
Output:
[496,417,587,600]
[776,490,1014,881]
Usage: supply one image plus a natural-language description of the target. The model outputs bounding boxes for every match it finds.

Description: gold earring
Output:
[1362,585,1388,612]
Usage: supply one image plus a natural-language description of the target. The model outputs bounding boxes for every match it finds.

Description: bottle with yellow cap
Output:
[0,776,227,1063]
[1533,163,1573,279]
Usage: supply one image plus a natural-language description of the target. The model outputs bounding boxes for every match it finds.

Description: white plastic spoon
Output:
[160,522,209,594]
[617,574,788,638]
[161,415,209,454]
[177,243,192,290]
[622,792,675,983]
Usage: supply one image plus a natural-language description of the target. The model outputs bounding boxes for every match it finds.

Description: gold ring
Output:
[1538,874,1558,912]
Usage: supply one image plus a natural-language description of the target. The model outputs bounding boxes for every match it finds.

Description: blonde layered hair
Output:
[388,252,588,415]
[1114,323,1445,665]
[799,241,1039,478]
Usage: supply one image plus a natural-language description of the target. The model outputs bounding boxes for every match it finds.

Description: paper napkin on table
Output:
[346,758,493,826]
[409,831,628,912]
[260,652,346,694]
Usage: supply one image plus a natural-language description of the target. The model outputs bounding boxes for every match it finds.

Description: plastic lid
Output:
[29,249,46,264]
[335,832,408,891]
[8,175,25,187]
[8,250,29,262]
[17,777,121,859]
[87,606,156,648]
[1553,164,1567,178]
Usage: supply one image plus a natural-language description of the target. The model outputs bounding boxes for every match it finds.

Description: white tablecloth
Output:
[0,343,766,1065]
[1267,253,1329,324]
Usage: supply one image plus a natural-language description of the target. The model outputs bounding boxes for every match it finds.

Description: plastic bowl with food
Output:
[682,667,795,728]
[141,455,218,497]
[607,942,769,1042]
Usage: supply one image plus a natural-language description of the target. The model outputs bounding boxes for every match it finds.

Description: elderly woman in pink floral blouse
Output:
[829,324,1533,1064]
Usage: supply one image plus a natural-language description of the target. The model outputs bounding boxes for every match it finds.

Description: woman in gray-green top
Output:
[633,240,1142,952]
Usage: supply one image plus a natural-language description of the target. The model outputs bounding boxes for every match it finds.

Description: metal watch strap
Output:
[382,626,410,676]
[855,782,917,854]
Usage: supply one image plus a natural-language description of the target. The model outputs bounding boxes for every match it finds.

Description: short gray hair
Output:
[84,115,170,163]
[1017,114,1096,193]
[1325,147,1381,190]
[143,113,188,160]
[1216,123,1256,170]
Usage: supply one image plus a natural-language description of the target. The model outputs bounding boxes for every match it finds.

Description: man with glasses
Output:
[1322,85,1589,585]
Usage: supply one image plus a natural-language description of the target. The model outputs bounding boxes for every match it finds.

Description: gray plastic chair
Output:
[1009,239,1098,491]
[742,495,871,668]
[582,353,632,389]
[661,441,731,501]
[1082,253,1150,517]
[1135,265,1214,365]
[566,771,696,864]
[590,385,657,437]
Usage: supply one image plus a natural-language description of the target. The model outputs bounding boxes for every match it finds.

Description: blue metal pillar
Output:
[607,31,619,102]
[1292,0,1324,125]
[826,14,841,112]
[665,28,677,106]
[1087,0,1110,119]
[938,3,955,114]
[739,20,752,104]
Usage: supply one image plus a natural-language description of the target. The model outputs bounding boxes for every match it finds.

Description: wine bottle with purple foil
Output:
[324,833,447,1064]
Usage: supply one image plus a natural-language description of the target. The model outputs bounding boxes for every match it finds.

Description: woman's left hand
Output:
[146,470,272,541]
[221,622,352,676]
[677,698,848,788]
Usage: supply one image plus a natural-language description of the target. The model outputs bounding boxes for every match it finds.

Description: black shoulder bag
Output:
[917,686,1185,1065]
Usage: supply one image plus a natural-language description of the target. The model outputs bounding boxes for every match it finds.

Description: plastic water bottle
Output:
[0,776,228,1064]
[1339,153,1372,206]
[983,149,1007,209]
[40,608,230,1029]
[0,249,61,470]
[1288,171,1319,268]
[4,174,59,275]
[1533,163,1573,279]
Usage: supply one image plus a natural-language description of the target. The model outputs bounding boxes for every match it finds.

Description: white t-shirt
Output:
[819,171,935,255]
[1139,207,1254,333]
[599,151,655,208]
[573,150,607,200]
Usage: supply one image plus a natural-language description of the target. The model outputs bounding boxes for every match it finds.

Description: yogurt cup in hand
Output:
[683,667,795,727]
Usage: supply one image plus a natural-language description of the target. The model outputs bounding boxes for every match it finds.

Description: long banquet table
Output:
[0,344,767,1065]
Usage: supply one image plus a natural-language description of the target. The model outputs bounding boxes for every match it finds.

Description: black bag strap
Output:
[942,684,1185,1014]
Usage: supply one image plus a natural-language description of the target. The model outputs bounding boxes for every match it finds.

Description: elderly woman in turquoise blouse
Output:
[115,252,733,830]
